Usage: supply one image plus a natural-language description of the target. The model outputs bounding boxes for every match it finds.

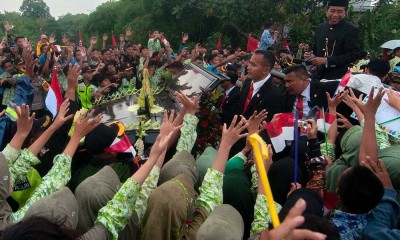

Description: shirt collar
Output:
[225,86,235,96]
[300,82,311,100]
[252,73,271,91]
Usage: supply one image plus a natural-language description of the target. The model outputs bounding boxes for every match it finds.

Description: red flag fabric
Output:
[264,113,295,153]
[111,32,117,47]
[317,109,336,132]
[105,132,136,156]
[283,38,290,51]
[217,34,222,51]
[247,34,259,52]
[335,69,352,94]
[382,49,388,61]
[78,31,83,48]
[45,69,63,118]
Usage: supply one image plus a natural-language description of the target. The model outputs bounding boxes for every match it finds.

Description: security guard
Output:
[76,66,97,109]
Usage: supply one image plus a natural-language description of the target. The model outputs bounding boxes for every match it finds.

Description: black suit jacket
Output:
[229,77,285,158]
[220,86,241,125]
[284,79,340,113]
[285,79,364,125]
[239,77,285,121]
[313,20,360,80]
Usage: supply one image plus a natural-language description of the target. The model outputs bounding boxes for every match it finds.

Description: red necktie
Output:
[219,93,227,110]
[242,83,254,114]
[296,95,304,119]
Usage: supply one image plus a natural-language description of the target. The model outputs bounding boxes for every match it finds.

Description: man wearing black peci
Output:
[310,0,360,80]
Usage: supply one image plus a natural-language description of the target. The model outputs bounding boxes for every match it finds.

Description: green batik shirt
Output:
[12,154,72,222]
[250,194,282,236]
[9,149,40,184]
[196,168,224,214]
[321,119,391,162]
[147,38,161,52]
[96,178,141,240]
[177,114,199,153]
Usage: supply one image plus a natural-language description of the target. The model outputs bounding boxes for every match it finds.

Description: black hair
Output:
[337,166,384,214]
[40,44,49,53]
[0,216,80,240]
[263,20,273,29]
[254,50,276,68]
[206,54,218,64]
[225,70,238,85]
[14,36,25,44]
[1,58,13,68]
[300,215,340,240]
[284,64,309,78]
[101,48,110,55]
[126,44,134,49]
[367,58,390,79]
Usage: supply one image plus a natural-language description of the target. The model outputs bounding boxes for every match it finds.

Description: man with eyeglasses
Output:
[308,0,360,80]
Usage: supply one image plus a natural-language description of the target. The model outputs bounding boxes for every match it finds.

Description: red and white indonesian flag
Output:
[105,133,137,157]
[45,70,63,118]
[317,109,336,132]
[264,113,295,153]
[335,70,351,95]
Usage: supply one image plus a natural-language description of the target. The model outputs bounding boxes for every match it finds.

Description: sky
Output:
[0,0,111,18]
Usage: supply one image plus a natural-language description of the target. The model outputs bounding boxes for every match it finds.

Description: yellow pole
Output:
[248,133,280,228]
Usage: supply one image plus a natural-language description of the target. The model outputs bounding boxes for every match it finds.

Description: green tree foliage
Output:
[0,0,398,55]
[19,0,51,19]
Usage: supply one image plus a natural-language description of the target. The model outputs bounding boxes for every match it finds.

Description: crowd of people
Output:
[0,0,400,239]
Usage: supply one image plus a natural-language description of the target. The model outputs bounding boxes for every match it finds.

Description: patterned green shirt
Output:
[177,114,199,153]
[196,168,224,214]
[12,154,72,222]
[10,149,40,183]
[250,194,282,236]
[96,178,141,240]
[147,38,161,52]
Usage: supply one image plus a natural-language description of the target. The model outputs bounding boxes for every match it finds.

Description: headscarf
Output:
[141,174,196,240]
[223,169,255,239]
[197,204,244,240]
[195,147,217,190]
[326,126,363,192]
[159,150,199,186]
[378,146,400,198]
[23,187,78,230]
[75,166,121,233]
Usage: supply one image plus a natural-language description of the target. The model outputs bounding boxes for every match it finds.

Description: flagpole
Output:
[322,107,329,154]
[294,111,299,185]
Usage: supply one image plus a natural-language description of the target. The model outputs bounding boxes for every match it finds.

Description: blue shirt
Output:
[259,30,275,50]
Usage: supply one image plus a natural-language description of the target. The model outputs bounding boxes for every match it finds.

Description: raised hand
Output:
[22,45,34,77]
[51,99,74,129]
[262,199,327,240]
[102,33,108,41]
[49,35,56,44]
[336,112,353,129]
[159,110,183,137]
[73,110,103,139]
[175,91,199,115]
[62,34,70,45]
[0,37,7,49]
[384,88,400,111]
[354,87,385,117]
[221,115,248,147]
[0,109,5,117]
[342,88,363,110]
[90,36,97,46]
[14,104,35,137]
[125,27,133,38]
[3,21,14,33]
[362,156,393,189]
[326,90,346,111]
[67,64,81,90]
[247,110,268,135]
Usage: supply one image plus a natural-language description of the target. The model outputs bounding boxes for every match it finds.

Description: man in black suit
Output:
[283,65,339,115]
[219,70,241,126]
[229,50,285,157]
[311,0,360,80]
[238,50,285,121]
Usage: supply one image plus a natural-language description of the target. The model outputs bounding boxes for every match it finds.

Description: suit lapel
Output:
[246,77,272,113]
